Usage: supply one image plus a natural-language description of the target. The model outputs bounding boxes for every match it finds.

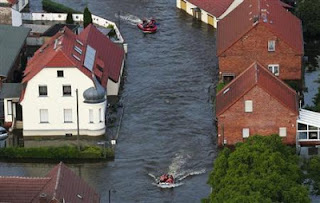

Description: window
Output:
[268,40,275,51]
[63,85,71,96]
[39,85,47,96]
[40,109,48,123]
[57,70,64,77]
[245,100,253,112]
[243,128,250,138]
[64,109,72,123]
[99,108,103,122]
[89,109,93,123]
[74,46,82,54]
[7,100,12,115]
[268,64,279,76]
[279,127,287,137]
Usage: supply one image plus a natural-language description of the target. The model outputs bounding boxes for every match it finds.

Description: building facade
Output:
[217,0,303,82]
[20,24,125,137]
[216,63,298,146]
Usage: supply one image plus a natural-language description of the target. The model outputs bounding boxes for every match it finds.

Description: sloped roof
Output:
[216,62,298,116]
[217,0,303,56]
[298,109,320,129]
[0,25,30,77]
[0,83,22,99]
[0,162,100,203]
[188,0,234,17]
[21,24,124,101]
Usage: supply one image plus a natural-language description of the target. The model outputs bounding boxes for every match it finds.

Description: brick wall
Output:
[218,24,302,81]
[217,86,298,146]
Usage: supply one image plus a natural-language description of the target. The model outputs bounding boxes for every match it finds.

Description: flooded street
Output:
[0,0,218,202]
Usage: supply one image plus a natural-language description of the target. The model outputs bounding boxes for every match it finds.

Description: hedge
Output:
[0,146,114,160]
[42,0,80,13]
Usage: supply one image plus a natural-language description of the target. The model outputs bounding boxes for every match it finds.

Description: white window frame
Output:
[268,40,275,52]
[57,70,64,77]
[40,109,48,123]
[64,109,72,123]
[245,100,253,113]
[243,128,250,138]
[7,100,12,115]
[63,85,72,96]
[89,109,93,123]
[39,85,48,96]
[279,127,287,137]
[268,64,279,76]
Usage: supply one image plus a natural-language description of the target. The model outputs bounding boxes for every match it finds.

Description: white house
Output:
[20,24,125,137]
[176,0,243,28]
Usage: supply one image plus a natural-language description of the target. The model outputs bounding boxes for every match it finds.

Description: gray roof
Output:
[0,83,22,99]
[0,25,30,77]
[23,24,51,34]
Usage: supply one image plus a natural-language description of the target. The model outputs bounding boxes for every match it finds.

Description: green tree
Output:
[83,7,92,28]
[204,135,310,203]
[66,12,74,24]
[296,0,320,37]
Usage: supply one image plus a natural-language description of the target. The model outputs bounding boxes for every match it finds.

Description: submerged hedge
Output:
[42,0,80,13]
[0,146,114,160]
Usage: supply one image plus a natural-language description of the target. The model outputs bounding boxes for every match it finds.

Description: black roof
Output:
[42,24,79,37]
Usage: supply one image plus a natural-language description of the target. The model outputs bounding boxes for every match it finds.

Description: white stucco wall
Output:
[21,67,106,136]
[107,60,124,96]
[11,8,22,26]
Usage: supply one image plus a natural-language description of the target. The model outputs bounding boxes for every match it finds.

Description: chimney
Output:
[39,193,48,203]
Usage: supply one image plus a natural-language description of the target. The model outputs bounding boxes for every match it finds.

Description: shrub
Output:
[0,146,114,160]
[83,7,92,28]
[66,12,74,24]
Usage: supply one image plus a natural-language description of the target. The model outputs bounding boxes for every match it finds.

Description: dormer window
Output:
[268,64,279,76]
[268,40,275,52]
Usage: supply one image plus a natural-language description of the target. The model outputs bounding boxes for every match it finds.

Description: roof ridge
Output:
[0,176,51,179]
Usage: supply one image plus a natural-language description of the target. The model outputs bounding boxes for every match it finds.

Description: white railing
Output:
[21,12,124,44]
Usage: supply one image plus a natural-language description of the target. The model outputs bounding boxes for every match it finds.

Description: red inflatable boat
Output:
[137,19,157,34]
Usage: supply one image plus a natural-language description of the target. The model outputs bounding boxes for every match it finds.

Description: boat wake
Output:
[115,12,142,26]
[148,153,206,189]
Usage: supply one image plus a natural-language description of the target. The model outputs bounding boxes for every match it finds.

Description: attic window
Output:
[72,54,81,61]
[245,100,253,112]
[74,46,82,55]
[268,40,275,51]
[76,39,83,46]
[223,88,230,95]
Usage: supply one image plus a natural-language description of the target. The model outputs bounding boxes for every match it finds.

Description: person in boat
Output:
[142,18,148,28]
[166,175,174,184]
[159,174,168,183]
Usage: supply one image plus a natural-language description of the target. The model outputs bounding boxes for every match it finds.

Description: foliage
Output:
[296,0,320,37]
[0,146,114,160]
[305,156,320,194]
[305,79,320,112]
[216,82,226,93]
[66,12,74,24]
[83,7,93,28]
[42,0,79,13]
[205,135,310,203]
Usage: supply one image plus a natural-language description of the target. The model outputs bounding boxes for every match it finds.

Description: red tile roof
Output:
[0,177,50,203]
[0,162,100,203]
[216,62,298,116]
[188,0,234,17]
[7,0,18,5]
[217,0,303,56]
[21,24,124,101]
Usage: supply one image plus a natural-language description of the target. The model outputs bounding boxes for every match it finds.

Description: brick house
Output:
[0,162,100,203]
[217,0,303,83]
[216,62,299,146]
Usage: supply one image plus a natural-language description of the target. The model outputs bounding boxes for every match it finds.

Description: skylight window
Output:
[84,45,96,72]
[76,39,83,46]
[74,46,82,55]
[223,88,230,95]
[72,54,81,61]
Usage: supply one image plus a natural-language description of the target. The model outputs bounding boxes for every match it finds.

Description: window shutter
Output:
[279,127,287,137]
[89,109,93,123]
[243,128,250,138]
[40,109,48,123]
[245,100,253,112]
[64,109,72,123]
